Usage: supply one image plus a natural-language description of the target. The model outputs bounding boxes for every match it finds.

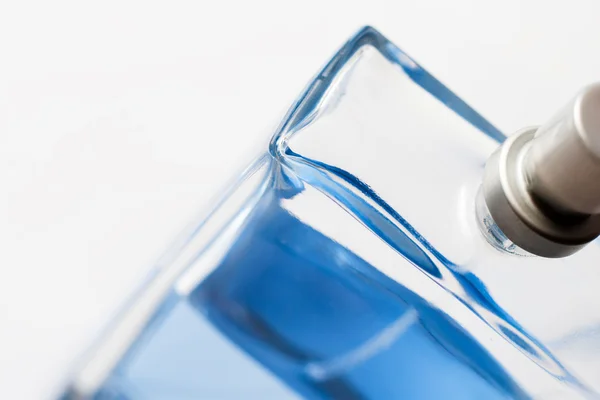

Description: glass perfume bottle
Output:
[62,27,600,399]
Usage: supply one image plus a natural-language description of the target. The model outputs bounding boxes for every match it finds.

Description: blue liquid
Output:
[94,180,530,400]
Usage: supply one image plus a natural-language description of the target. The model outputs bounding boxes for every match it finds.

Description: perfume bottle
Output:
[62,27,600,399]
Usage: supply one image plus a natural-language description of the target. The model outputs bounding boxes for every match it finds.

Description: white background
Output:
[1,1,600,399]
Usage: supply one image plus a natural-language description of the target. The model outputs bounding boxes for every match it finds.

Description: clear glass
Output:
[62,26,600,399]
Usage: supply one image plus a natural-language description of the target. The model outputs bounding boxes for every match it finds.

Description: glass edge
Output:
[269,25,505,161]
[60,153,271,399]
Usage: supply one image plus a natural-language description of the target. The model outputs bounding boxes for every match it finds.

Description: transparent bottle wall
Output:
[65,27,600,399]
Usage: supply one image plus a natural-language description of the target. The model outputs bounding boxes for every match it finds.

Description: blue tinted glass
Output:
[63,26,599,400]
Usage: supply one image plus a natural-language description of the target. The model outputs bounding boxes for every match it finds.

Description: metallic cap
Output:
[482,83,600,258]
